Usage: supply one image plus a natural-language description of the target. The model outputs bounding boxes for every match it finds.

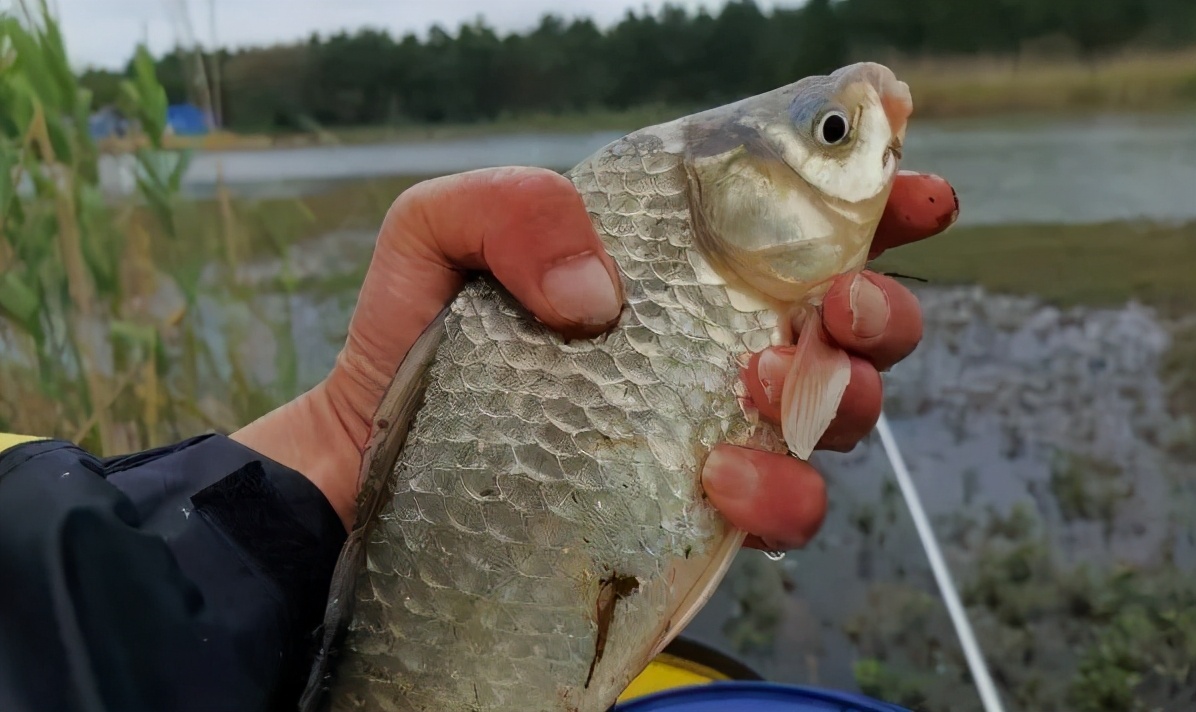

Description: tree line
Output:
[80,0,1196,131]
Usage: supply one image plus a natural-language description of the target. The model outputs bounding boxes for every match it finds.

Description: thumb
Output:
[325,166,624,448]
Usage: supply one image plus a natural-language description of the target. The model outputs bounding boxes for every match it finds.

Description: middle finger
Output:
[820,270,923,372]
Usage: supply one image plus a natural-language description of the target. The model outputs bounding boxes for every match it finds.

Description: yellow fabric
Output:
[0,433,46,456]
[617,652,730,703]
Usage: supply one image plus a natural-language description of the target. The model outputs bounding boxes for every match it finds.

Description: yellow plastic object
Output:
[617,652,731,703]
[0,433,46,456]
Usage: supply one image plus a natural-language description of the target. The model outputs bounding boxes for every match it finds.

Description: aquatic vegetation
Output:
[844,584,959,711]
[0,3,312,454]
[722,554,788,655]
[967,510,1196,711]
[834,496,1196,711]
[1068,576,1196,711]
[1049,450,1130,534]
[1161,323,1196,459]
[853,657,931,710]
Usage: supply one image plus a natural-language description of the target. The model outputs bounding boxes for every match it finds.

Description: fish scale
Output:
[325,131,784,712]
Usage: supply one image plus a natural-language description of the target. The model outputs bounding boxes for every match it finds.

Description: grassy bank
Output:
[137,175,425,264]
[873,219,1196,442]
[280,106,687,147]
[871,220,1196,314]
[894,48,1196,119]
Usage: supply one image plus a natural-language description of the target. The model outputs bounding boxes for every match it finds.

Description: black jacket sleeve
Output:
[0,433,347,712]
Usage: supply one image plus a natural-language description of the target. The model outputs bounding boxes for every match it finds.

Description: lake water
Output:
[100,110,1196,228]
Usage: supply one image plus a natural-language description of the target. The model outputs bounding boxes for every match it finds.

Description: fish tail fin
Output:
[780,309,852,460]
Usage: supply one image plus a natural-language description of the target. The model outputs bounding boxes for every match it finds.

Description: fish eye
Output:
[816,110,850,146]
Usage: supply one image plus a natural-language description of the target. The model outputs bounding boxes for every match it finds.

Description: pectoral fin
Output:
[780,311,852,460]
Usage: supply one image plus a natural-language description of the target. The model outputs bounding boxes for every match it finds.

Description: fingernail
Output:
[756,347,794,407]
[925,173,959,229]
[849,274,889,339]
[702,448,759,503]
[541,253,621,326]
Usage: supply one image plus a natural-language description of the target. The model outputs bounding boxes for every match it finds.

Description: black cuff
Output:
[104,433,348,706]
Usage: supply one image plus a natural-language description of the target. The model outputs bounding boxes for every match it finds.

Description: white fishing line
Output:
[875,411,1007,712]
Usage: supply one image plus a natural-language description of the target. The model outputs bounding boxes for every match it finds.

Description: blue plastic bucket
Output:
[613,681,914,711]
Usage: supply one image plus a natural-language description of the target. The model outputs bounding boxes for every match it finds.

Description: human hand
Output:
[230,167,958,545]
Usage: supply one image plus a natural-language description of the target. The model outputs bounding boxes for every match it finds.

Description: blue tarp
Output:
[166,104,211,136]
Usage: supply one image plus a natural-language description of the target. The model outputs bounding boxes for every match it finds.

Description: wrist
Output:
[229,380,364,531]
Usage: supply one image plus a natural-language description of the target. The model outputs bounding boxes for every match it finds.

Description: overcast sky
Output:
[41,0,802,70]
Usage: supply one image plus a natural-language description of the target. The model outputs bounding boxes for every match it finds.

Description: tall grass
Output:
[894,48,1196,118]
[0,1,313,455]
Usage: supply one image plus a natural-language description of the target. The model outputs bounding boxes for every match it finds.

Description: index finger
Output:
[870,171,959,258]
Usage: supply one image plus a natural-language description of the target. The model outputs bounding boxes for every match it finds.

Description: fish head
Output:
[682,62,912,306]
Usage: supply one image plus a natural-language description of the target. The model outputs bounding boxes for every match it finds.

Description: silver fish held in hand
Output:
[301,61,912,712]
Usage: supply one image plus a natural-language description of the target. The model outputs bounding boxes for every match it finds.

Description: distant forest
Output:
[80,0,1196,130]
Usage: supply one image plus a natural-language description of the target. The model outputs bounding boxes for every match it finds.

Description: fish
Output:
[299,61,912,712]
